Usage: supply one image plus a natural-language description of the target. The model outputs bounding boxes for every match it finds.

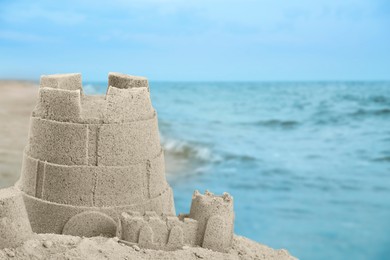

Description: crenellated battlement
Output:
[40,73,83,93]
[33,87,82,122]
[108,72,149,90]
[120,210,198,250]
[120,191,235,252]
[189,190,235,252]
[33,73,154,124]
[40,72,147,92]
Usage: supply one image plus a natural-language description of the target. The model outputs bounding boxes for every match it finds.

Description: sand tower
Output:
[15,73,175,236]
[189,190,234,252]
[0,187,33,249]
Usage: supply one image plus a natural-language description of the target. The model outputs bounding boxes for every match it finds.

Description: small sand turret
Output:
[0,187,33,249]
[16,73,175,236]
[120,191,234,252]
[189,190,234,252]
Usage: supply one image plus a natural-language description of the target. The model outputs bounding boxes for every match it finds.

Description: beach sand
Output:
[0,81,38,189]
[0,234,296,260]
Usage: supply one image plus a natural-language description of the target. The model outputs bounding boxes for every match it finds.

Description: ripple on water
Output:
[242,119,301,129]
[371,156,390,163]
[372,186,390,192]
[349,108,390,118]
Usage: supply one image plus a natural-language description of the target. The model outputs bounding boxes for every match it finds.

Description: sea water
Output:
[86,81,390,260]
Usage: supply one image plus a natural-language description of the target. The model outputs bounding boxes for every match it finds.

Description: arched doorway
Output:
[62,211,117,237]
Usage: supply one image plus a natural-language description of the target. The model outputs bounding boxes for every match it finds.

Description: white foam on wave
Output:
[160,135,221,162]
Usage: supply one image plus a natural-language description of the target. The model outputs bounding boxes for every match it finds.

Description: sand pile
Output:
[0,187,33,249]
[0,234,296,260]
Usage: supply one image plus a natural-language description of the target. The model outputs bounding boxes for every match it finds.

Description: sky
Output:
[0,0,389,81]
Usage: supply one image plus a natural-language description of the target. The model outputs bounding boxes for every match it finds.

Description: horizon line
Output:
[1,78,390,84]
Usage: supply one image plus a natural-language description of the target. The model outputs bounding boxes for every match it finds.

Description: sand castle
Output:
[0,73,234,253]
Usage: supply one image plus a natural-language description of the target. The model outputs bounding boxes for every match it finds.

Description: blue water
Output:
[86,82,390,260]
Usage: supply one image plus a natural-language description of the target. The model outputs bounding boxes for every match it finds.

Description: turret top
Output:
[33,73,154,124]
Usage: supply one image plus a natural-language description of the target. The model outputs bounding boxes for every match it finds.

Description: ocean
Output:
[87,81,390,260]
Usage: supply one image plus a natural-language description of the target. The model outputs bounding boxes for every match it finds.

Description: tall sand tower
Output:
[16,73,175,237]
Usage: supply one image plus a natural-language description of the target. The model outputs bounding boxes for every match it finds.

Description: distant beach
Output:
[0,81,38,188]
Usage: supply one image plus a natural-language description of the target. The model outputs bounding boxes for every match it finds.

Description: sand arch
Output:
[62,211,117,237]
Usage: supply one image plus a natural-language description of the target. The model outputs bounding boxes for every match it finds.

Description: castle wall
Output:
[19,186,175,234]
[18,153,38,196]
[19,151,169,207]
[202,215,227,252]
[33,87,82,123]
[87,124,99,165]
[181,217,199,245]
[120,211,198,250]
[97,115,161,165]
[108,72,148,90]
[43,163,95,206]
[27,117,89,165]
[148,152,168,199]
[27,115,161,167]
[104,86,154,123]
[40,73,83,92]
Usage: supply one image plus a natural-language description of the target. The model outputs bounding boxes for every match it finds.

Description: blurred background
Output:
[0,1,389,259]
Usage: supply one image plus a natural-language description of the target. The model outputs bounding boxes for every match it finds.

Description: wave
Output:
[162,135,262,164]
[224,154,258,162]
[161,136,220,162]
[350,108,390,118]
[368,96,390,105]
[311,108,390,126]
[340,94,390,105]
[244,119,300,129]
[311,116,344,126]
[371,156,390,162]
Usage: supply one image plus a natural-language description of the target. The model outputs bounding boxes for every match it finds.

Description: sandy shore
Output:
[0,81,38,188]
